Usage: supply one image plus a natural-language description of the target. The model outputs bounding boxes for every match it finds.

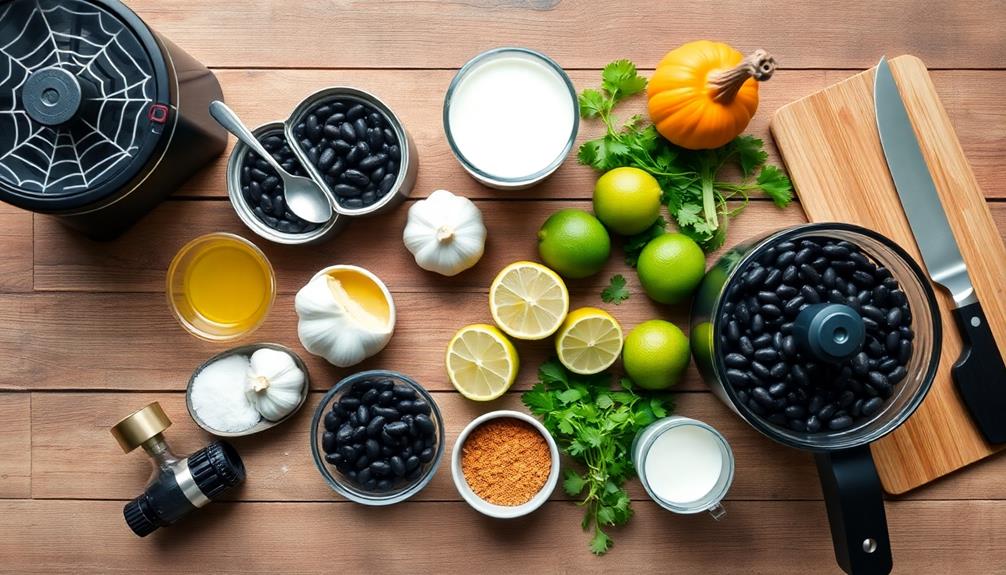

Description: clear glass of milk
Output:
[632,416,735,519]
[443,47,579,190]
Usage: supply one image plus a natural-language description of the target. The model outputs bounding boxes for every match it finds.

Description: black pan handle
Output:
[952,302,1006,444]
[814,446,893,575]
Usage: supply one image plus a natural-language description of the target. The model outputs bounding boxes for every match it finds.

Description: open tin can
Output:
[225,87,418,244]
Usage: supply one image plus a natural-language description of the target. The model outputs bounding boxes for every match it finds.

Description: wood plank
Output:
[772,56,1006,495]
[0,290,705,392]
[172,70,1006,201]
[0,393,30,498]
[33,200,807,293]
[1,499,1003,574]
[0,204,32,293]
[30,391,823,502]
[125,0,1006,69]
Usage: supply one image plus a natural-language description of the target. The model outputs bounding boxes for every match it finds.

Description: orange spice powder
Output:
[461,418,552,506]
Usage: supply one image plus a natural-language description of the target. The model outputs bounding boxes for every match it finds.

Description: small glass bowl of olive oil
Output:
[167,233,276,341]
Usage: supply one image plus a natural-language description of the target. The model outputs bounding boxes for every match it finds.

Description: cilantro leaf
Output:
[734,135,769,177]
[590,529,613,555]
[601,274,630,305]
[522,361,677,555]
[756,164,795,207]
[601,59,647,99]
[563,470,587,496]
[578,88,608,119]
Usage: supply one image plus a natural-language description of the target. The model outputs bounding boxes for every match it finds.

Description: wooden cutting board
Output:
[770,55,1006,494]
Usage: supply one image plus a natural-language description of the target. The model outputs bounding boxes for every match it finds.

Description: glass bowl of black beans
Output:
[311,370,444,505]
[286,87,417,218]
[227,121,346,245]
[691,223,942,452]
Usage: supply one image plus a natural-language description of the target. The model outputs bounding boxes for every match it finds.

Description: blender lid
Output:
[0,0,170,211]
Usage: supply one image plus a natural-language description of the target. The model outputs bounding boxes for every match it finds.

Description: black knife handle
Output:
[815,446,893,575]
[952,301,1006,444]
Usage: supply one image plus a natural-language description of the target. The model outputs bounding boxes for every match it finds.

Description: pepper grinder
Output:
[110,402,246,537]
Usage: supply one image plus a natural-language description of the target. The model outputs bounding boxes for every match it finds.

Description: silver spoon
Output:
[209,101,333,224]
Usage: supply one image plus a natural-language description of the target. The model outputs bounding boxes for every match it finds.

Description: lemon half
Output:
[446,324,519,401]
[556,307,624,375]
[489,261,569,340]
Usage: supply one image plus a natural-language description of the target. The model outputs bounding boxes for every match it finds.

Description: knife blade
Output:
[874,56,1006,444]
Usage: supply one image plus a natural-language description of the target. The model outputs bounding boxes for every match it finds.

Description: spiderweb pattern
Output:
[0,0,155,197]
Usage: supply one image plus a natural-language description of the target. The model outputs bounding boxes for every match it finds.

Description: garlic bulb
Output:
[295,267,396,367]
[403,189,487,276]
[245,348,305,421]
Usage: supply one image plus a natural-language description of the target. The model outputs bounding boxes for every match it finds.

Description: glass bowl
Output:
[166,232,276,341]
[310,370,444,505]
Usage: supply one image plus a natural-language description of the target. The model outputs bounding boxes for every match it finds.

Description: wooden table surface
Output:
[2,1,1005,573]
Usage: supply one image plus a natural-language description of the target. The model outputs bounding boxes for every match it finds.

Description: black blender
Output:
[0,0,226,238]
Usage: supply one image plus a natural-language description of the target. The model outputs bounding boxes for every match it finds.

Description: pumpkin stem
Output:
[708,49,776,104]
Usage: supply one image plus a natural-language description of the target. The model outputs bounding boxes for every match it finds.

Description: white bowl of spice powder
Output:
[451,410,559,518]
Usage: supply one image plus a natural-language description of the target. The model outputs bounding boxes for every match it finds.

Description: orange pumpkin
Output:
[647,41,776,150]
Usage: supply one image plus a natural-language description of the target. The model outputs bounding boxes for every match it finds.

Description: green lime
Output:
[622,319,690,390]
[592,167,662,235]
[537,209,611,279]
[636,233,706,304]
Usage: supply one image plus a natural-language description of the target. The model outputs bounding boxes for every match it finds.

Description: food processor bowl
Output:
[690,222,942,575]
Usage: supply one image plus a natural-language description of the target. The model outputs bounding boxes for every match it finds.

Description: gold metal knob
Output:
[110,402,171,453]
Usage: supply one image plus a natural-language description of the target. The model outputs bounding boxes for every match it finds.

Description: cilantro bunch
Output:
[522,360,674,555]
[578,60,794,252]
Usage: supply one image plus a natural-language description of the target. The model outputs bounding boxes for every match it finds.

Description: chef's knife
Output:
[874,57,1006,444]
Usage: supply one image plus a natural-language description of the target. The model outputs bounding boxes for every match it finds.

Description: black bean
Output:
[822,244,850,258]
[418,447,435,463]
[818,404,836,421]
[324,410,341,432]
[745,266,767,287]
[366,415,386,438]
[852,270,875,287]
[347,104,366,121]
[780,265,798,284]
[783,296,806,318]
[343,169,370,187]
[306,114,321,141]
[897,339,913,365]
[829,415,853,430]
[799,264,821,283]
[339,445,357,462]
[338,122,357,143]
[352,118,367,140]
[751,361,772,380]
[762,268,782,289]
[726,369,750,388]
[862,397,884,417]
[370,460,390,477]
[388,455,406,477]
[736,336,754,357]
[795,247,815,265]
[752,387,774,406]
[365,439,380,459]
[361,388,379,404]
[851,352,869,376]
[723,353,747,369]
[313,145,337,170]
[322,431,338,453]
[752,333,773,349]
[861,305,884,324]
[775,249,796,267]
[725,320,741,342]
[753,348,779,364]
[822,267,837,289]
[414,414,435,436]
[355,454,371,470]
[332,140,353,155]
[769,362,789,380]
[768,382,787,397]
[888,366,907,384]
[379,173,397,194]
[886,307,903,328]
[385,421,409,436]
[353,404,369,425]
[806,415,822,432]
[352,426,367,444]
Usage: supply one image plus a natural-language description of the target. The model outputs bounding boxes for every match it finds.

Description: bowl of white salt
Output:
[186,343,311,437]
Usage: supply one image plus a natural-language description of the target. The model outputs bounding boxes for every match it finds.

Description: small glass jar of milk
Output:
[632,416,735,519]
[443,47,579,190]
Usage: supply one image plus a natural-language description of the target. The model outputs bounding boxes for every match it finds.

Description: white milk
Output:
[447,53,575,180]
[643,424,725,505]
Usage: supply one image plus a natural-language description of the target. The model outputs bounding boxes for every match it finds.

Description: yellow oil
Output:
[327,268,391,325]
[183,238,272,329]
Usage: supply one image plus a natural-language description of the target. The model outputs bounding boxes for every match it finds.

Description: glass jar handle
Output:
[707,502,727,520]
